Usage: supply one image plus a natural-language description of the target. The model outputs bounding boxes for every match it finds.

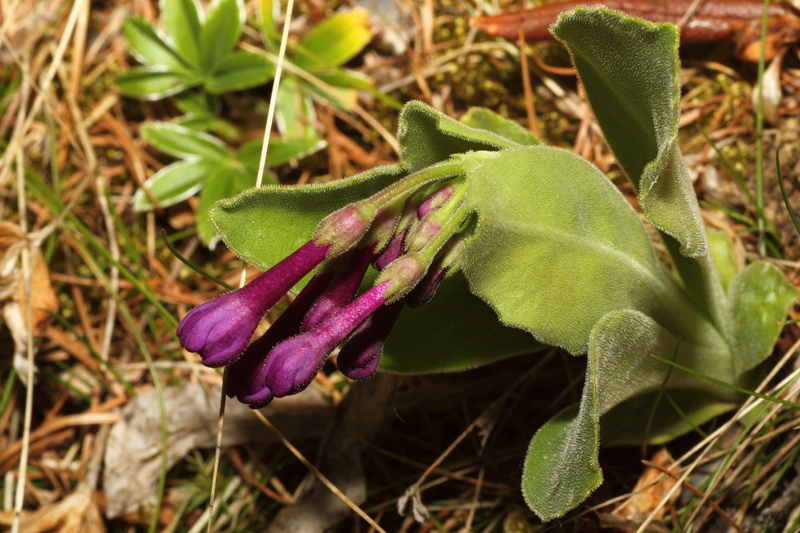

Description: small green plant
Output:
[175,7,797,523]
[255,0,400,139]
[118,0,274,98]
[133,122,323,245]
[121,0,393,245]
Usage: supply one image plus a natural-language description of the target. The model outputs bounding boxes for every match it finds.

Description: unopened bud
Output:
[313,205,372,258]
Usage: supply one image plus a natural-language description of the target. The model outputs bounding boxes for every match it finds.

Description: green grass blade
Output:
[650,354,800,409]
[161,229,235,290]
[777,151,800,237]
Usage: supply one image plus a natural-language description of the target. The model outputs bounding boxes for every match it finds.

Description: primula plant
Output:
[132,121,322,245]
[118,0,274,98]
[177,8,797,521]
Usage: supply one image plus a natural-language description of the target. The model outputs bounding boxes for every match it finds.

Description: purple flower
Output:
[177,240,330,367]
[336,300,405,380]
[227,270,336,405]
[302,244,376,332]
[262,281,391,398]
[373,228,408,271]
[177,167,473,407]
[407,263,448,307]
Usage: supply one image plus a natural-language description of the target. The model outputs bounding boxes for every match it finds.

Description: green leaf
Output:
[141,122,230,161]
[462,147,717,354]
[133,159,215,211]
[381,274,544,372]
[209,164,407,272]
[523,310,735,521]
[399,101,519,173]
[161,0,203,68]
[236,137,325,174]
[197,165,256,244]
[729,261,798,373]
[172,114,216,131]
[275,77,317,139]
[601,389,736,446]
[116,68,201,99]
[294,9,372,71]
[206,51,275,93]
[459,107,540,146]
[123,16,189,71]
[200,0,243,70]
[552,9,706,258]
[552,8,729,335]
[708,229,739,290]
[256,0,279,52]
[174,91,219,116]
[313,69,403,111]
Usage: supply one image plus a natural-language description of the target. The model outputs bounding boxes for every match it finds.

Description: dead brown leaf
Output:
[0,221,59,382]
[103,383,332,518]
[598,449,678,532]
[0,486,106,533]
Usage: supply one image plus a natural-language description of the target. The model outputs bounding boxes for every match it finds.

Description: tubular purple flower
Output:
[406,263,448,308]
[177,239,330,367]
[408,236,466,307]
[262,281,391,398]
[336,300,405,380]
[302,243,376,332]
[373,227,408,271]
[227,269,336,404]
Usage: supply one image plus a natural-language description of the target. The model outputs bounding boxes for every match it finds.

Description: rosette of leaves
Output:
[204,8,797,522]
[133,122,321,245]
[255,1,400,140]
[118,0,274,98]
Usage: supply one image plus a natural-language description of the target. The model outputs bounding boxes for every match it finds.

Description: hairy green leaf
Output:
[523,310,734,521]
[552,8,706,258]
[141,122,230,161]
[382,274,544,372]
[729,261,798,373]
[553,7,729,334]
[459,107,540,146]
[209,164,407,271]
[399,101,519,173]
[200,0,243,70]
[462,147,715,354]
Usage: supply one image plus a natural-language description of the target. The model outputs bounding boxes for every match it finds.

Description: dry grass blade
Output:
[251,409,387,533]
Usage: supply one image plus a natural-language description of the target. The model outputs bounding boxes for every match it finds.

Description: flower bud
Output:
[418,183,455,218]
[302,243,375,332]
[313,205,372,258]
[227,269,336,404]
[375,255,426,303]
[263,281,390,397]
[337,300,405,380]
[373,228,407,271]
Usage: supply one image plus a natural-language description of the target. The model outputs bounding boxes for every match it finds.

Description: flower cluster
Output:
[177,158,473,407]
